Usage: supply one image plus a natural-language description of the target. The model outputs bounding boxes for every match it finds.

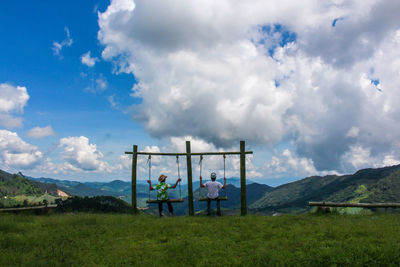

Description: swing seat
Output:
[146,199,184,204]
[198,196,228,202]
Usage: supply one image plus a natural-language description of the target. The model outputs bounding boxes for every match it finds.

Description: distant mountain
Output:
[27,176,81,187]
[0,170,64,197]
[0,169,14,181]
[26,175,256,202]
[250,164,400,214]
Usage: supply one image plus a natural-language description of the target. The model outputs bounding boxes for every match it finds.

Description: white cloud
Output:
[0,114,23,129]
[85,74,108,93]
[383,155,400,167]
[52,27,73,56]
[96,75,107,90]
[265,149,320,178]
[108,95,118,109]
[26,125,56,139]
[59,136,110,172]
[0,130,43,170]
[81,51,99,67]
[0,83,29,128]
[346,127,359,138]
[98,0,400,174]
[0,83,29,113]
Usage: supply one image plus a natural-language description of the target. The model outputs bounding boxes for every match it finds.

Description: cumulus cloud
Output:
[0,130,43,170]
[0,114,23,129]
[98,0,400,173]
[0,83,29,128]
[0,83,29,113]
[59,136,110,172]
[26,125,56,139]
[264,149,320,178]
[81,51,99,67]
[52,27,73,56]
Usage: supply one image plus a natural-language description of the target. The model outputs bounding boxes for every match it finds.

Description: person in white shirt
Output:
[200,172,226,216]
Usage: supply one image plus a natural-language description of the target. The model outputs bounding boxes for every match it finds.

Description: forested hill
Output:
[0,170,44,196]
[250,164,400,214]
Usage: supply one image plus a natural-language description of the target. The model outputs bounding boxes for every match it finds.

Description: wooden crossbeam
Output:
[125,151,253,156]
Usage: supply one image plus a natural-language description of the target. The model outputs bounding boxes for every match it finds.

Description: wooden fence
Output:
[0,204,57,212]
[309,202,400,208]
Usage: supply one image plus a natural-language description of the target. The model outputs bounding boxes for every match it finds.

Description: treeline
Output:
[55,196,131,213]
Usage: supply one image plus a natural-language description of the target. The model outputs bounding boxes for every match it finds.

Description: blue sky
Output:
[1,0,400,185]
[0,0,158,180]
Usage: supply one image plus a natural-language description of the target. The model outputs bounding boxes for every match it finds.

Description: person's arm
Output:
[199,176,205,188]
[172,178,182,189]
[222,177,226,189]
[147,180,154,191]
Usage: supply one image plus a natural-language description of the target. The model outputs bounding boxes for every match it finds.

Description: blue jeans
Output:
[207,197,221,216]
[158,201,173,216]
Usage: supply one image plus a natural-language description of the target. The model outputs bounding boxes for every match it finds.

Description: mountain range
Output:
[250,164,400,214]
[2,164,400,214]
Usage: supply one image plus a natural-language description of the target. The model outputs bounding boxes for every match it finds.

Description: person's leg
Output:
[167,202,174,216]
[207,198,211,215]
[217,199,221,216]
[158,202,163,217]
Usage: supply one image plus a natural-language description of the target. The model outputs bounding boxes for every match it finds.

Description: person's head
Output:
[210,172,217,181]
[158,174,167,182]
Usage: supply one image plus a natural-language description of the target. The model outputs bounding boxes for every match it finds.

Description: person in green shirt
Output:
[147,174,181,217]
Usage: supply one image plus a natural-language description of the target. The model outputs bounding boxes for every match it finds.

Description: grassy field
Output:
[1,213,400,266]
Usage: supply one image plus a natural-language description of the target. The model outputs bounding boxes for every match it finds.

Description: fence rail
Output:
[0,204,57,212]
[309,202,400,208]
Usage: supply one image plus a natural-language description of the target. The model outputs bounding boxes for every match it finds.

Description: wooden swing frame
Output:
[126,140,252,216]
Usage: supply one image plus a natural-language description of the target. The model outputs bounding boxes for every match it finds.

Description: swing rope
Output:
[199,155,203,199]
[223,154,227,198]
[176,155,182,199]
[147,155,151,201]
[145,155,184,204]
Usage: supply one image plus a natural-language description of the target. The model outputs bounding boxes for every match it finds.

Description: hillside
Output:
[0,170,44,197]
[250,164,400,214]
[0,169,14,181]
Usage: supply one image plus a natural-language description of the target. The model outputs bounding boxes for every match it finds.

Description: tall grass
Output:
[1,213,399,266]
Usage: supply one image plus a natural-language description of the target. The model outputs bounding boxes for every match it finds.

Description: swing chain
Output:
[199,155,203,199]
[176,155,182,200]
[223,154,226,179]
[147,155,151,201]
[223,154,227,198]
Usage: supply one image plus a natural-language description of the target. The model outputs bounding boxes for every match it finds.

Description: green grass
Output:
[1,213,400,266]
[13,194,59,204]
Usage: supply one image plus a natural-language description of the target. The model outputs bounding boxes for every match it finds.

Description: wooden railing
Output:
[0,204,57,212]
[309,202,400,208]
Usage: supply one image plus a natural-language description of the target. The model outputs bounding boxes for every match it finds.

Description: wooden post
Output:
[132,145,138,214]
[240,140,247,216]
[186,141,194,216]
